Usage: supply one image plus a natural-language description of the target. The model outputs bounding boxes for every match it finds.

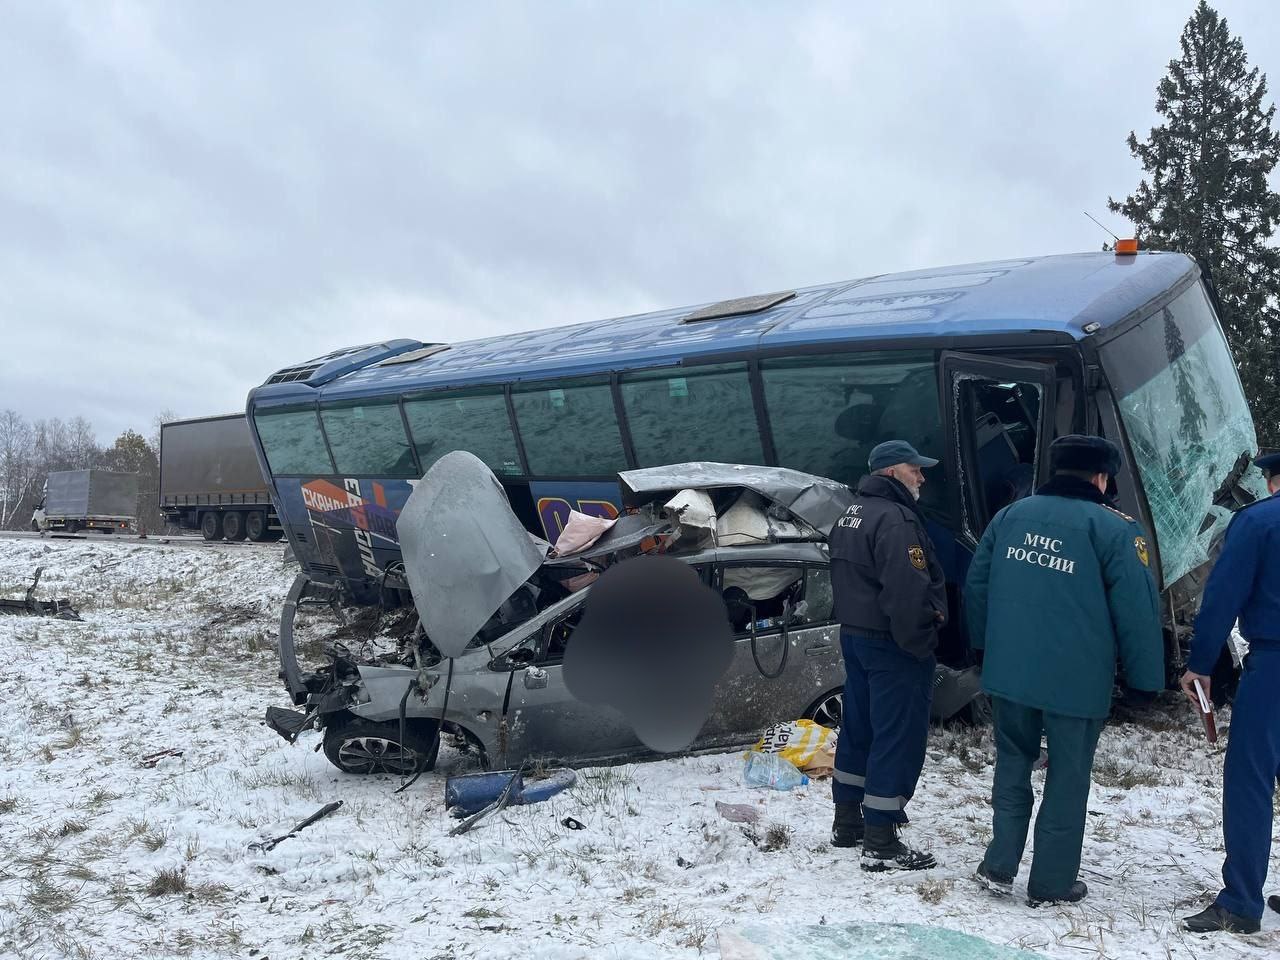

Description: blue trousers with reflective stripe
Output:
[1215,648,1280,921]
[832,630,935,825]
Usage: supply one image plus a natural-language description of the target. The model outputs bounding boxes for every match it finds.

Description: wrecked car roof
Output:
[619,462,854,536]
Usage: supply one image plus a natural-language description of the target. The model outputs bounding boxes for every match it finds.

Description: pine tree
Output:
[1109,1,1280,447]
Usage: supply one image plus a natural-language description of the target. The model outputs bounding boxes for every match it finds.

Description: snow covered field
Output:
[0,538,1275,959]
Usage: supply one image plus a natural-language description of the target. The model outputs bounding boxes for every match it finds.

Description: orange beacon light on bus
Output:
[1114,238,1139,255]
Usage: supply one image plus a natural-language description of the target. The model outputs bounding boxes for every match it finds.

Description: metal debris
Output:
[0,567,80,620]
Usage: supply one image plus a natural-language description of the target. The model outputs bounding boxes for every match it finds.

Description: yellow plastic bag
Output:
[747,720,838,775]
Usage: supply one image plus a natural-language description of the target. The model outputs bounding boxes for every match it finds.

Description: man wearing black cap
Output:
[1182,452,1280,934]
[964,435,1163,906]
[828,439,947,872]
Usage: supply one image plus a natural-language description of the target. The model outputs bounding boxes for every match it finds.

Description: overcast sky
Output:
[2,1,1278,442]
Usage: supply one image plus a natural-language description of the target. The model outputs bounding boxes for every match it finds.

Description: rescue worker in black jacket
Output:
[829,440,947,871]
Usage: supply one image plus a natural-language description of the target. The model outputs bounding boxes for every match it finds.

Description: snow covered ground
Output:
[0,538,1275,959]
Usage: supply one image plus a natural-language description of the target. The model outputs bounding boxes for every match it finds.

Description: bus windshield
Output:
[1101,282,1267,586]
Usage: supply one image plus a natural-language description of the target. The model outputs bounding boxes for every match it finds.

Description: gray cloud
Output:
[2,1,1277,440]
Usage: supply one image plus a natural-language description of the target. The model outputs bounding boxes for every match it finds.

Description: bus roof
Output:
[254,250,1195,404]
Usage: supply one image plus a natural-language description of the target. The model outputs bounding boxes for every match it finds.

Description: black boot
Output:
[831,802,864,848]
[974,861,1014,897]
[1027,881,1088,907]
[1183,904,1260,934]
[860,821,936,872]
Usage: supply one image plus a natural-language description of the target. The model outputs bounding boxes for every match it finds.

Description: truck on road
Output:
[159,414,281,542]
[33,469,138,535]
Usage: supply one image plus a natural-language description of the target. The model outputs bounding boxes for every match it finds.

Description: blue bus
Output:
[246,249,1266,679]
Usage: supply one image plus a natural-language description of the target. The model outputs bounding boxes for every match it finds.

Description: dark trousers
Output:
[981,696,1104,898]
[1216,648,1280,921]
[832,630,935,825]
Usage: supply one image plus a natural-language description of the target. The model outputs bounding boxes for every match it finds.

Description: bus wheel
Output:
[223,511,247,542]
[245,510,269,542]
[200,512,224,541]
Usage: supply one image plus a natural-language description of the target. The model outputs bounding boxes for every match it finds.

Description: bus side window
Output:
[620,363,764,467]
[511,377,628,477]
[320,401,419,478]
[403,390,523,477]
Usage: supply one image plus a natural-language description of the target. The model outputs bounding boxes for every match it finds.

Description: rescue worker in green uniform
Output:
[964,435,1164,906]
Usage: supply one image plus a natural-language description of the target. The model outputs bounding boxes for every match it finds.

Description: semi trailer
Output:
[159,414,281,541]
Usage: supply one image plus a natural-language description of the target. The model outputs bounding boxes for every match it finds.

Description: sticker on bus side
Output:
[529,481,623,541]
[298,477,413,580]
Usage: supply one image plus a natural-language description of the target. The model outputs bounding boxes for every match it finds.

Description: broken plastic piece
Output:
[444,768,578,819]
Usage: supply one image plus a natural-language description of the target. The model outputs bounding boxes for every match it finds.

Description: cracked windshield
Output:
[1102,282,1267,586]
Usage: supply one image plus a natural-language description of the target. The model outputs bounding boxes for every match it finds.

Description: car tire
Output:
[806,688,843,729]
[223,511,247,542]
[200,512,224,541]
[322,717,440,776]
[245,510,269,542]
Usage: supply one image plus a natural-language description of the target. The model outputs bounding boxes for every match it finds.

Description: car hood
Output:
[619,462,854,536]
[395,451,549,658]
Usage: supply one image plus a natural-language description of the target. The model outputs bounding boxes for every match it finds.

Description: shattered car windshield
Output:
[1101,282,1267,586]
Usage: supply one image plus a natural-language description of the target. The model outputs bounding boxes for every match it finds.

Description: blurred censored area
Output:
[563,554,733,753]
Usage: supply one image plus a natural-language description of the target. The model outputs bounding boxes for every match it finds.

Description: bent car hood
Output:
[396,451,549,658]
[619,462,854,536]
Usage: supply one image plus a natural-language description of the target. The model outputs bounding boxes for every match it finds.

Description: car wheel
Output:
[322,718,440,775]
[807,688,843,729]
[245,510,269,542]
[200,512,224,541]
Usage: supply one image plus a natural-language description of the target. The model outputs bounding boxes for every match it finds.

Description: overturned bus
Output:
[248,249,1266,755]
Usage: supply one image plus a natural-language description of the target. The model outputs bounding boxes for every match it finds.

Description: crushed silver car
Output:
[266,456,981,775]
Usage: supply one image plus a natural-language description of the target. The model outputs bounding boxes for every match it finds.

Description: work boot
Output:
[860,821,936,872]
[1183,904,1260,934]
[1027,881,1087,907]
[974,861,1014,897]
[831,802,864,848]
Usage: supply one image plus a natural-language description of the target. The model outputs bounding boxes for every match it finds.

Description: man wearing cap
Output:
[1182,452,1280,934]
[828,439,947,872]
[965,435,1163,906]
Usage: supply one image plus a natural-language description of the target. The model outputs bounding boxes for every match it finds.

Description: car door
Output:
[498,597,646,765]
[701,560,808,747]
[783,565,843,717]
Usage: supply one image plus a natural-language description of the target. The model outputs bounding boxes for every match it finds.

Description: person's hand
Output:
[1179,670,1211,708]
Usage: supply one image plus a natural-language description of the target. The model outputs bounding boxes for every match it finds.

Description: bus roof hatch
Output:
[682,290,796,324]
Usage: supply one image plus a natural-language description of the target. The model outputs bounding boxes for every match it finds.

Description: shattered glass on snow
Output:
[718,922,1043,959]
[1105,283,1266,587]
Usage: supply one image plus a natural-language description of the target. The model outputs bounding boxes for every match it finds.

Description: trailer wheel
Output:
[245,510,270,542]
[200,512,224,541]
[223,511,247,542]
[65,521,79,535]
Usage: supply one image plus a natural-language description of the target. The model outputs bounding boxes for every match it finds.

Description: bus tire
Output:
[223,511,247,542]
[245,510,269,542]
[200,512,224,541]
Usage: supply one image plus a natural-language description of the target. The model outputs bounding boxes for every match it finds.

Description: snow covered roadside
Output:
[0,539,1275,959]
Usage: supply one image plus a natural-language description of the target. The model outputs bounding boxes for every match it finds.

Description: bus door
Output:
[941,353,1057,545]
